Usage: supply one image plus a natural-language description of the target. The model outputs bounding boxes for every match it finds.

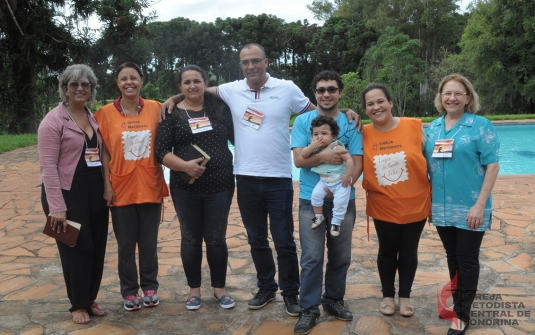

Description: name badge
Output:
[242,107,264,130]
[432,139,454,158]
[189,117,212,134]
[85,148,102,166]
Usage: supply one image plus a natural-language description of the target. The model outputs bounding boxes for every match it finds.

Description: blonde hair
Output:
[434,73,480,113]
[58,64,98,105]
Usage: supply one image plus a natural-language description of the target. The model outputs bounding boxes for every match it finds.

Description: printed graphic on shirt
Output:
[123,130,151,161]
[373,151,408,186]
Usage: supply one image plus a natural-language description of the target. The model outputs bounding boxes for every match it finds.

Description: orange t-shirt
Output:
[95,99,166,206]
[362,118,431,224]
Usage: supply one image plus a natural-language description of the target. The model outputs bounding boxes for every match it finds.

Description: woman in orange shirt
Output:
[95,62,167,311]
[361,83,431,317]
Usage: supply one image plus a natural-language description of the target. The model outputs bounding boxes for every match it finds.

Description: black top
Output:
[155,100,234,193]
[74,129,102,177]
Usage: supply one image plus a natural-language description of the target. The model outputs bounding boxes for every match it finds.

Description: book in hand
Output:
[178,143,211,184]
[43,216,81,247]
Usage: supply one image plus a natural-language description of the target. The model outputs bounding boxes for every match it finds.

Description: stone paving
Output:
[0,145,533,335]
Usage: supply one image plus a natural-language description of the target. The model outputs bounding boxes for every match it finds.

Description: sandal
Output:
[72,309,90,324]
[380,302,395,316]
[399,298,414,317]
[186,296,201,310]
[89,303,108,316]
[213,293,236,309]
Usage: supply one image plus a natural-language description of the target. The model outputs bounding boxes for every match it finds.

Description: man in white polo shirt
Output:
[161,43,358,316]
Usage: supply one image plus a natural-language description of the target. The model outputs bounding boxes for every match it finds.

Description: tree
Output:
[460,0,535,113]
[306,0,342,22]
[361,27,426,116]
[0,0,94,133]
[339,72,366,112]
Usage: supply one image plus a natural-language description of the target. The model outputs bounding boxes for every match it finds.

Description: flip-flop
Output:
[186,296,201,310]
[213,293,236,309]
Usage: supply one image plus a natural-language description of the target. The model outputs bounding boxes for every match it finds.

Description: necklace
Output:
[182,101,205,119]
[120,101,140,116]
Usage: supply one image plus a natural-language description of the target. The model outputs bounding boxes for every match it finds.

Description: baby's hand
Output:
[341,174,352,187]
[310,137,324,149]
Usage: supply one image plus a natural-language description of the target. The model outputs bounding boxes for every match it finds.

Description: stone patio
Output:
[0,144,533,335]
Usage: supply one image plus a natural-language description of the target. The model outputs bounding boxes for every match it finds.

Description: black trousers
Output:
[374,218,426,298]
[41,174,109,313]
[436,226,485,323]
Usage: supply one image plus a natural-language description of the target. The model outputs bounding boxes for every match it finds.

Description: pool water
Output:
[163,123,535,183]
[493,124,535,174]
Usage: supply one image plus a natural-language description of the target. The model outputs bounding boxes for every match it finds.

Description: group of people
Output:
[38,42,500,335]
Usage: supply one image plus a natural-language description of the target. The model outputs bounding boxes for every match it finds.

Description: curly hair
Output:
[58,64,98,105]
[310,70,344,93]
[310,115,340,136]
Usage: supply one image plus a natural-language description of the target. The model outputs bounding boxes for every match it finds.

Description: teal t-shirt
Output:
[291,111,363,200]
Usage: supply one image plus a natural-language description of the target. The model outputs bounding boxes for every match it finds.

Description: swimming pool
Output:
[163,123,535,183]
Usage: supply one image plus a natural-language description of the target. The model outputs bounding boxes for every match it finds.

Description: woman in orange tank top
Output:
[361,83,431,318]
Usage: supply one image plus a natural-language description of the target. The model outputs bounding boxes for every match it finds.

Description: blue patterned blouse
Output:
[424,113,500,231]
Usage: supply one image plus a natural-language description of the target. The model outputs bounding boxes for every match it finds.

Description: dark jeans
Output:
[436,226,485,323]
[374,218,426,298]
[171,186,234,288]
[236,175,299,296]
[41,174,109,313]
[111,203,161,297]
[299,199,356,315]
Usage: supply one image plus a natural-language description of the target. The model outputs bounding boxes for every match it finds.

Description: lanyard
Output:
[63,105,98,150]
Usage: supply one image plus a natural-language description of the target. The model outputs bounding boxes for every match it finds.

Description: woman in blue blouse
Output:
[424,74,500,335]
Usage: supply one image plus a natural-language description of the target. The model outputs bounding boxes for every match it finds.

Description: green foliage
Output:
[361,27,426,116]
[140,82,160,100]
[460,0,535,113]
[339,72,366,112]
[0,134,38,153]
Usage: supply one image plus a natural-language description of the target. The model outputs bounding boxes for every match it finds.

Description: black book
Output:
[178,144,211,184]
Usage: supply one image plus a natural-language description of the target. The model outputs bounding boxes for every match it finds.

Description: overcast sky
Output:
[140,0,472,26]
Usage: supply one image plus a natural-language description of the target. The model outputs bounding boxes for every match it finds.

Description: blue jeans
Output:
[236,175,299,296]
[299,198,356,315]
[171,186,234,288]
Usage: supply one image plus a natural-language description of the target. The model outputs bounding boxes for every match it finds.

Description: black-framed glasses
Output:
[68,82,92,90]
[239,58,266,67]
[441,92,468,98]
[314,87,339,95]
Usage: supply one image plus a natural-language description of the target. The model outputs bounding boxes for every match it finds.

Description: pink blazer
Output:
[38,103,103,213]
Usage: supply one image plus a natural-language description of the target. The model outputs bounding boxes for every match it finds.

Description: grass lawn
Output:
[0,134,38,154]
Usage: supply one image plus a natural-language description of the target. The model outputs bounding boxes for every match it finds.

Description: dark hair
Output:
[241,43,266,58]
[361,83,393,109]
[175,65,209,85]
[311,70,344,93]
[310,115,340,136]
[115,62,143,80]
[174,65,224,122]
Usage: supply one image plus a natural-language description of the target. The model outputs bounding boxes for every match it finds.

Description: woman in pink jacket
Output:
[38,64,109,324]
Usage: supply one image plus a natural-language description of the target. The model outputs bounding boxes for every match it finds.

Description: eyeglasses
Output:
[68,82,92,90]
[315,87,340,95]
[441,92,468,98]
[239,58,266,67]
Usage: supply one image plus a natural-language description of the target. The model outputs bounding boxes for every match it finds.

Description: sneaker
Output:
[330,224,341,237]
[294,311,318,334]
[123,295,141,311]
[322,300,353,320]
[311,215,324,230]
[142,290,159,307]
[283,295,301,317]
[248,289,276,310]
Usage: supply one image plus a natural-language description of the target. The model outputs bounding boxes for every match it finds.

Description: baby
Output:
[300,115,354,237]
